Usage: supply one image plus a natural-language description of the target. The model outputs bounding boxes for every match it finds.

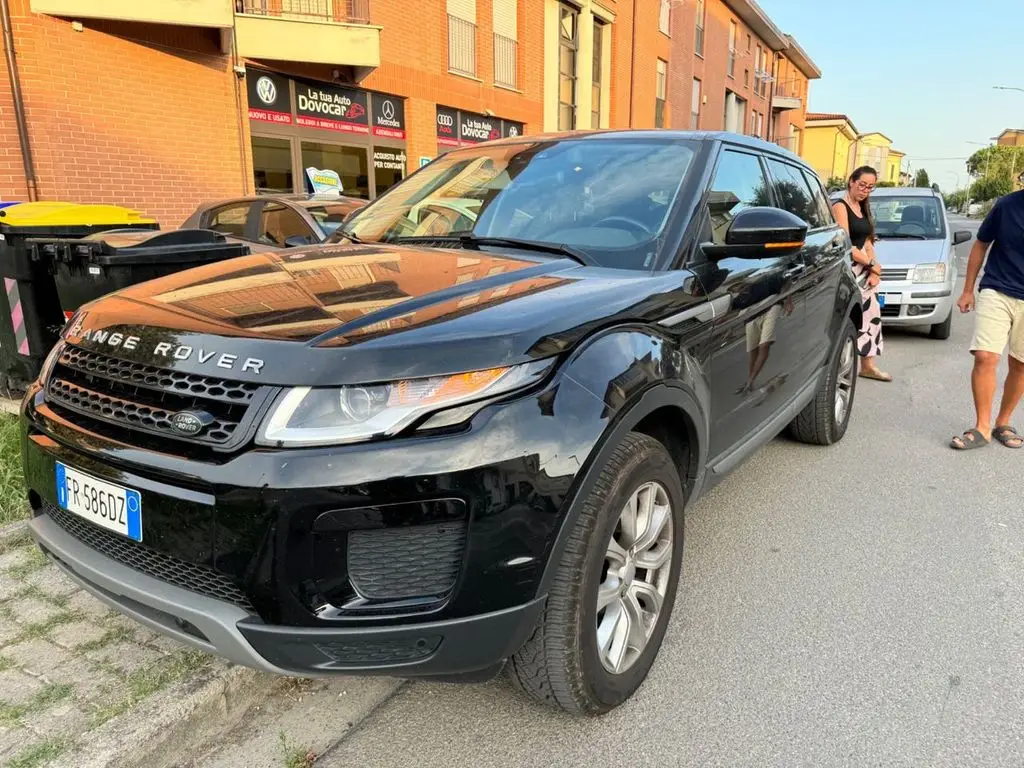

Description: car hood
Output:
[64,242,697,386]
[871,238,948,267]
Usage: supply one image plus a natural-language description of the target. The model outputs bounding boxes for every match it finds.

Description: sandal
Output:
[950,429,989,450]
[859,368,893,382]
[993,426,1023,449]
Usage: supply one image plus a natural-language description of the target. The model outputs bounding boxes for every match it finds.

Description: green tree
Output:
[825,176,846,192]
[966,145,1024,180]
[945,189,969,210]
[914,169,931,187]
[971,175,1013,202]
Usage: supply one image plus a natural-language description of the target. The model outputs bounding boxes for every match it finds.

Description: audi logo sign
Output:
[437,114,454,127]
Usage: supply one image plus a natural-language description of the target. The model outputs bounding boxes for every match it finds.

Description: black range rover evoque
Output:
[22,131,861,715]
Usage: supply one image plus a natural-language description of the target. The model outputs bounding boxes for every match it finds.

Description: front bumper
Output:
[31,512,544,677]
[19,368,604,677]
[877,280,955,326]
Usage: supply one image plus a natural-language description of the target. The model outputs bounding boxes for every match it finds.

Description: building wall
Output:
[997,130,1024,147]
[0,0,247,225]
[771,53,809,154]
[666,0,775,139]
[854,132,891,177]
[884,153,903,185]
[802,124,854,182]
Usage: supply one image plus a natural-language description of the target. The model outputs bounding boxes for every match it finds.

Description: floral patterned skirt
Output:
[853,264,884,358]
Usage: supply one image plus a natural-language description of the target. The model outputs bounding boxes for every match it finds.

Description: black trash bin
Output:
[0,202,159,396]
[39,228,252,315]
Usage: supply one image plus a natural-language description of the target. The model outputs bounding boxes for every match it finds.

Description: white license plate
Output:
[55,462,142,542]
[882,293,902,305]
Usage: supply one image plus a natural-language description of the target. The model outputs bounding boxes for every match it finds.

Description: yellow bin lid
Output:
[0,201,157,227]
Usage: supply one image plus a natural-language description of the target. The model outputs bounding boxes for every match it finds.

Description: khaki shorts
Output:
[970,289,1024,362]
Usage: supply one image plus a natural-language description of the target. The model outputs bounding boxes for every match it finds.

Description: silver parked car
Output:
[831,187,972,339]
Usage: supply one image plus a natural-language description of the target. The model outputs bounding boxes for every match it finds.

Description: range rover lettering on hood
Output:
[79,328,265,374]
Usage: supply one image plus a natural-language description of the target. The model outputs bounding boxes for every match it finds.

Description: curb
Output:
[0,396,20,416]
[49,664,279,768]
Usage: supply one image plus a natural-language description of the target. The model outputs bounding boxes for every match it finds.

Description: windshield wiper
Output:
[878,233,928,240]
[389,234,596,266]
[332,225,364,244]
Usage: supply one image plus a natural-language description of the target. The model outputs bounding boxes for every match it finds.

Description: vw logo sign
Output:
[382,100,395,120]
[256,76,277,106]
[508,126,519,136]
[170,410,214,436]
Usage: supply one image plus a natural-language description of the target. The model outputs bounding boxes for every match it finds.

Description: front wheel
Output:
[788,319,858,445]
[508,432,685,715]
[929,310,953,340]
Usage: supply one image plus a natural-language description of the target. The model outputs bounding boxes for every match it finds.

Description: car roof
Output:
[864,186,942,198]
[195,194,362,211]
[448,129,810,166]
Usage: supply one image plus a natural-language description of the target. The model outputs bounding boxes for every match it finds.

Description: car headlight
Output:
[37,341,65,385]
[911,263,947,284]
[257,359,552,447]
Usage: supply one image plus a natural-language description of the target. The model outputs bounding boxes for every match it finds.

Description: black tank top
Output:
[839,199,871,249]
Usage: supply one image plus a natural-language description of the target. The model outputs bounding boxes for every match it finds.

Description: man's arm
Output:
[958,204,1000,313]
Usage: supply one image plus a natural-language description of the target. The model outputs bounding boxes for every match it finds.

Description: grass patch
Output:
[7,546,48,579]
[17,610,77,642]
[90,650,211,727]
[0,682,75,723]
[279,732,317,768]
[76,623,135,653]
[6,739,67,768]
[0,414,26,526]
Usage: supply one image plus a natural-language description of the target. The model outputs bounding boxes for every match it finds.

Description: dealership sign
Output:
[372,95,406,139]
[246,70,292,125]
[305,167,343,196]
[436,106,526,147]
[295,81,369,134]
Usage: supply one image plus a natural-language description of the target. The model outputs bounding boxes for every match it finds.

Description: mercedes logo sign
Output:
[256,76,277,106]
[382,100,395,120]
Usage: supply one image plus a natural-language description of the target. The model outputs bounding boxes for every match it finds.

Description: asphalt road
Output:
[323,216,1024,768]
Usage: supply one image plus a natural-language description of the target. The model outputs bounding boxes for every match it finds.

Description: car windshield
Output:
[341,137,697,270]
[869,196,946,239]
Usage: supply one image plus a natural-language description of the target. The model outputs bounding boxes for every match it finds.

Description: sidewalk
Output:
[0,522,276,768]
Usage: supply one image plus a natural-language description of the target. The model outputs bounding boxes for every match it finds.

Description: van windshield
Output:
[341,138,697,270]
[869,196,946,239]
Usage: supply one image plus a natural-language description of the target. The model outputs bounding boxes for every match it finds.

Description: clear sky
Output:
[758,0,1024,191]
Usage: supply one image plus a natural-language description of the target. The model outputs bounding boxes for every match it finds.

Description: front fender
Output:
[534,326,710,597]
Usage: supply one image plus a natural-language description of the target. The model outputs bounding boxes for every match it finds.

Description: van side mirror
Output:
[702,207,809,260]
[953,230,972,245]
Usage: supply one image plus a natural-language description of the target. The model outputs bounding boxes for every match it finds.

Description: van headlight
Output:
[257,360,552,447]
[911,263,946,283]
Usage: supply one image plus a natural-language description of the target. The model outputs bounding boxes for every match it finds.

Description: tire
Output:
[508,432,685,715]
[929,310,953,340]
[788,319,858,446]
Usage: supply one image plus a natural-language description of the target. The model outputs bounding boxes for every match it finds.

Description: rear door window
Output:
[802,170,835,227]
[206,204,252,237]
[258,203,312,246]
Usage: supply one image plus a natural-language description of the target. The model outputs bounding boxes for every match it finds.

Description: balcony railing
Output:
[237,0,370,24]
[494,33,517,89]
[448,15,477,76]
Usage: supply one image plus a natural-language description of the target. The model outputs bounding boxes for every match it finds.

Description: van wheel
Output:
[789,319,858,446]
[508,432,685,715]
[929,310,953,340]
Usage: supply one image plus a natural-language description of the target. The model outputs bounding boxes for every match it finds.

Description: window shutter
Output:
[448,0,476,23]
[492,0,517,39]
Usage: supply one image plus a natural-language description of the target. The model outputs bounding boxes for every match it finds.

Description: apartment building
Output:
[996,129,1024,147]
[802,114,906,185]
[0,0,543,225]
[664,0,819,147]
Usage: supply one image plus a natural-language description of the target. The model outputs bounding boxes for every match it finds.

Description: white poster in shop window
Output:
[305,167,343,197]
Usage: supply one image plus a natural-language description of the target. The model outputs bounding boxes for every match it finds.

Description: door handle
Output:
[782,265,806,280]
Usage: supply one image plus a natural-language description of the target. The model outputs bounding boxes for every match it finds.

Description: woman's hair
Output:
[848,165,877,240]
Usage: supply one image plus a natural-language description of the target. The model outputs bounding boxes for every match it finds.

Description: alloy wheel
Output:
[596,481,674,675]
[834,336,856,425]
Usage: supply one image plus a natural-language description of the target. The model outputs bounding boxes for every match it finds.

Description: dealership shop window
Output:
[252,137,294,194]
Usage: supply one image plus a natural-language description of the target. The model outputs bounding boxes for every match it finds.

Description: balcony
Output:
[771,78,803,111]
[234,0,380,71]
[30,0,234,28]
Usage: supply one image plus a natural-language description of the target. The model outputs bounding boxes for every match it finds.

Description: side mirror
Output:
[702,207,808,260]
[284,235,311,248]
[953,230,972,245]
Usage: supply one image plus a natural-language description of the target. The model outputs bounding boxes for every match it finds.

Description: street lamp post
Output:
[993,85,1024,93]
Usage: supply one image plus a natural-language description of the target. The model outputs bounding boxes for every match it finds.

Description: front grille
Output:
[46,346,263,449]
[347,521,465,601]
[881,304,901,318]
[881,269,909,281]
[45,502,255,612]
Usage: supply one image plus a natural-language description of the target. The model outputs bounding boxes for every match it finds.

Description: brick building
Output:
[664,0,819,152]
[1,0,679,227]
